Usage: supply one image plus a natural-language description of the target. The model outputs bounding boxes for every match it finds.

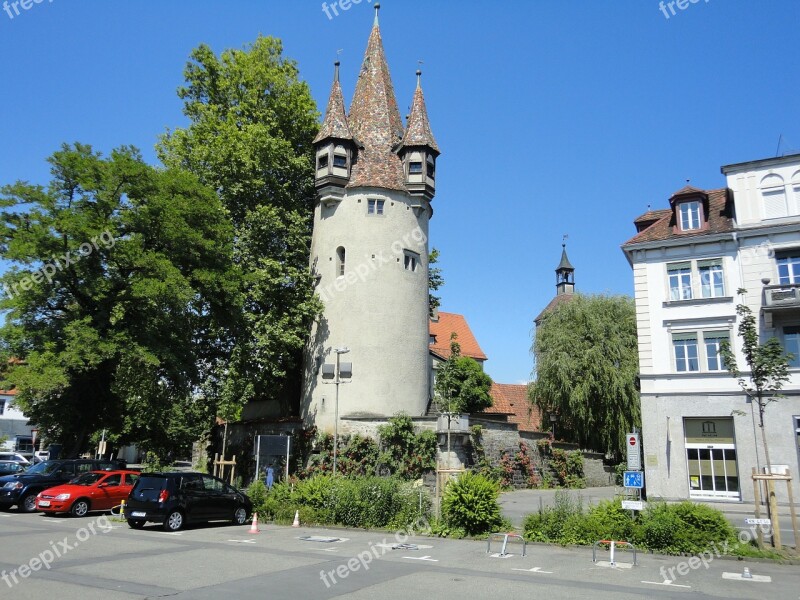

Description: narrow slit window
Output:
[336,246,346,277]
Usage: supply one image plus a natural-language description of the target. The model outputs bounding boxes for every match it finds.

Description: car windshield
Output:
[132,476,167,500]
[22,461,62,475]
[71,472,105,486]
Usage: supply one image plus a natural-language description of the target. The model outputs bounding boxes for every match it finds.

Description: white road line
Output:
[402,555,438,562]
[227,539,256,544]
[641,579,692,589]
[513,567,553,574]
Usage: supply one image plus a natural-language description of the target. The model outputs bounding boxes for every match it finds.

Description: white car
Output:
[0,452,31,466]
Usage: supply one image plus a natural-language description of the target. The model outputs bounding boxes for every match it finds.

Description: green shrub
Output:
[634,502,681,551]
[442,471,505,536]
[667,501,736,554]
[246,480,268,517]
[523,490,584,543]
[574,499,634,545]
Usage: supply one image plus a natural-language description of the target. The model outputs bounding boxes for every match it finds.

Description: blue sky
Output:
[1,0,798,385]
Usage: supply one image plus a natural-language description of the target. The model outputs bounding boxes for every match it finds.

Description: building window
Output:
[699,259,725,298]
[761,173,787,219]
[333,154,347,168]
[777,253,800,285]
[336,246,345,277]
[427,155,435,179]
[673,333,699,372]
[0,400,4,416]
[317,154,329,170]
[404,250,419,272]
[783,326,800,368]
[703,331,729,371]
[795,416,800,473]
[409,161,423,175]
[368,199,385,215]
[678,201,701,231]
[668,262,693,301]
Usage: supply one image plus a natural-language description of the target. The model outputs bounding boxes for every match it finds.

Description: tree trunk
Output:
[758,399,772,473]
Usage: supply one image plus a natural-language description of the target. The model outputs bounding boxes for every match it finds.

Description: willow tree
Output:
[531,293,640,459]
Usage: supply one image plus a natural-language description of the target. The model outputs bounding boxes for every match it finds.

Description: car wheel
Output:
[127,519,146,529]
[232,506,248,525]
[163,510,184,532]
[21,494,38,513]
[70,499,90,517]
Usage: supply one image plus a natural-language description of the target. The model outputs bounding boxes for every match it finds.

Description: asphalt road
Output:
[1,510,798,599]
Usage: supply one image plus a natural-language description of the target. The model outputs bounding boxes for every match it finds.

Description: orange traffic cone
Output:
[292,510,300,528]
[248,512,260,534]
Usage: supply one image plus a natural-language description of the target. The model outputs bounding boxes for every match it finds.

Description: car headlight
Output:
[54,493,71,501]
[4,482,22,490]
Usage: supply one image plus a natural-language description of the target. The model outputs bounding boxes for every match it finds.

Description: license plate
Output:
[38,500,50,507]
[131,511,146,517]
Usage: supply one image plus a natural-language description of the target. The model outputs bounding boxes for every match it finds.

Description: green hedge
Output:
[248,475,431,530]
[523,493,737,555]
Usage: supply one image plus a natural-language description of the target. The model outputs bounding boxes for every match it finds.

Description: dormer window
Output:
[333,154,347,168]
[426,155,435,179]
[409,161,423,174]
[317,154,329,170]
[678,201,701,231]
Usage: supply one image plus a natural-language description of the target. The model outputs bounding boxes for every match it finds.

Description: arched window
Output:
[761,173,787,219]
[336,246,346,277]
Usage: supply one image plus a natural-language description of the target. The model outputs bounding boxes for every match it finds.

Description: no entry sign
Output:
[626,433,641,470]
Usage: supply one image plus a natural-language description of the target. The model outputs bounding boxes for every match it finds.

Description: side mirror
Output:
[98,482,108,488]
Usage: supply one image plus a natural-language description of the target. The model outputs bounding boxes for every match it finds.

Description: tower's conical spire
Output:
[555,239,575,295]
[401,70,439,153]
[557,244,574,271]
[347,3,406,190]
[314,61,353,144]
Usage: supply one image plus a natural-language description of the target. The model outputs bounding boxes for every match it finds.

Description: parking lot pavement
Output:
[1,510,799,599]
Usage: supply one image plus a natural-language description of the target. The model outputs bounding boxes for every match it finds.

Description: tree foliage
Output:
[719,289,792,469]
[157,36,321,418]
[428,247,444,316]
[0,143,235,457]
[531,293,639,459]
[434,335,493,414]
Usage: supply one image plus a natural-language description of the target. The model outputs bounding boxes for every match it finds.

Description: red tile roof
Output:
[484,383,541,432]
[0,389,17,395]
[347,22,407,191]
[534,292,574,325]
[623,187,733,246]
[400,75,439,153]
[313,64,353,144]
[429,312,487,361]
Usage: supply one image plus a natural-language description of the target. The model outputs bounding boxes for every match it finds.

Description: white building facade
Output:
[302,7,439,432]
[623,153,800,503]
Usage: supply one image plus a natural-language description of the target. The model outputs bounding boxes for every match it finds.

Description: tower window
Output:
[333,154,347,168]
[336,246,346,277]
[678,201,701,231]
[409,161,423,174]
[317,154,329,170]
[404,250,419,272]
[427,155,435,179]
[368,199,385,215]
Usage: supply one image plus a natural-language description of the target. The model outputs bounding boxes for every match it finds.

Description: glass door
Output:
[686,447,740,498]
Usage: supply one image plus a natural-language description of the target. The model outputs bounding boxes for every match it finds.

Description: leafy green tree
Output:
[531,293,639,459]
[158,36,322,419]
[0,143,236,457]
[719,289,792,471]
[434,334,493,414]
[428,247,444,316]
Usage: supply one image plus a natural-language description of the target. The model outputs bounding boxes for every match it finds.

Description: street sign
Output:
[622,500,644,511]
[626,433,641,470]
[744,518,771,525]
[623,471,644,488]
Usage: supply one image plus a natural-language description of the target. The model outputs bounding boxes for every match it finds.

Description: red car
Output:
[36,470,140,516]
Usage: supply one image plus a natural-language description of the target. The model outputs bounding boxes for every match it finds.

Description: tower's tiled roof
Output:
[400,73,439,153]
[556,246,574,271]
[347,20,407,191]
[313,63,353,144]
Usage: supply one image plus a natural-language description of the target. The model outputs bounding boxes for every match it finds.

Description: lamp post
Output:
[332,347,350,477]
[550,413,557,439]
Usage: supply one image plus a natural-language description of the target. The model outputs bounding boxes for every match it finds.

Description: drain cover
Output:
[299,536,341,543]
[392,543,419,550]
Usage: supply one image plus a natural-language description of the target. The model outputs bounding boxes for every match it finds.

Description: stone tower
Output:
[302,5,440,433]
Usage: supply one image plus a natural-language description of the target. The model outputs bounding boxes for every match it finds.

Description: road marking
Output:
[594,560,633,569]
[641,579,691,589]
[159,532,182,536]
[320,547,339,552]
[722,572,772,583]
[402,555,438,562]
[227,539,256,544]
[513,567,553,574]
[489,553,515,559]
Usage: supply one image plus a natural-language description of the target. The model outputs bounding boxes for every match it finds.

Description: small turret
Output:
[556,242,575,295]
[398,69,439,201]
[313,60,355,204]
